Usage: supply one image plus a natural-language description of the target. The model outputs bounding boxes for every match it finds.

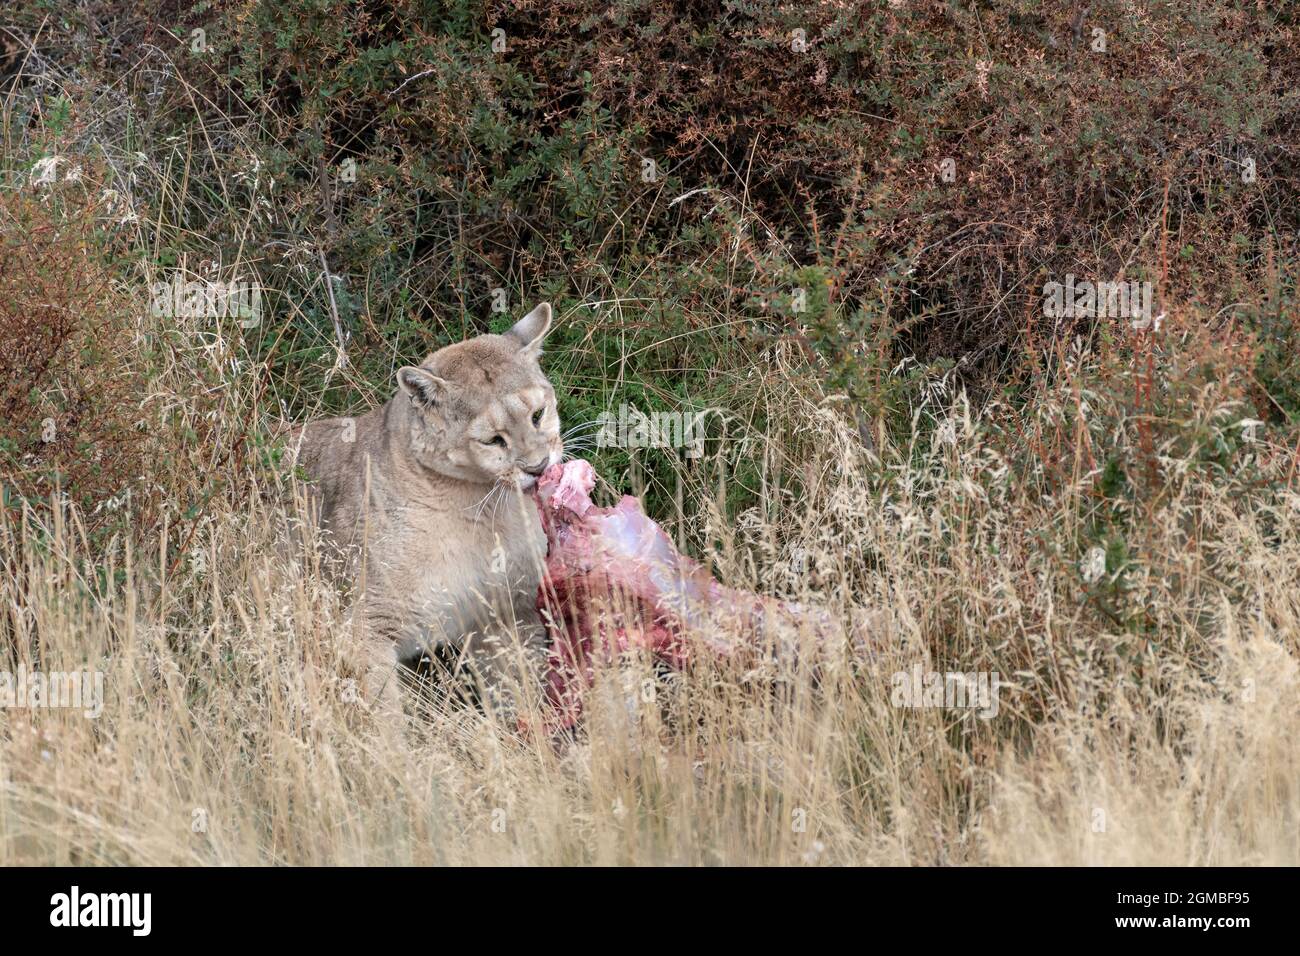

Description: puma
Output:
[289,303,562,721]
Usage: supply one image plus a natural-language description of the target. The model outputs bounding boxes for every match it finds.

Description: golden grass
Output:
[2,358,1297,865]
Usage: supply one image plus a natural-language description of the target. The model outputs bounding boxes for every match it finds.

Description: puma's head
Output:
[395,302,563,489]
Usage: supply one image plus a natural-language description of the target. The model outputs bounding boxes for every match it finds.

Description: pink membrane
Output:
[529,459,851,734]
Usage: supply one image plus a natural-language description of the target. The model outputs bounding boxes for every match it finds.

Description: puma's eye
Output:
[532,408,545,427]
[483,435,507,448]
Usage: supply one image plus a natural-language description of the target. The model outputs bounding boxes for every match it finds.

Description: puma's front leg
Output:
[360,637,404,718]
[348,604,411,742]
[463,607,549,725]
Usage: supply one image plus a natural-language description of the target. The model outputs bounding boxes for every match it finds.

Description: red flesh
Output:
[530,460,845,733]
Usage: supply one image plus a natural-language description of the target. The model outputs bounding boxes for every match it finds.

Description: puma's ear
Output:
[506,302,552,357]
[397,366,448,408]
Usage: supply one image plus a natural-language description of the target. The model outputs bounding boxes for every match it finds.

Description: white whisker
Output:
[473,486,501,522]
[562,420,607,439]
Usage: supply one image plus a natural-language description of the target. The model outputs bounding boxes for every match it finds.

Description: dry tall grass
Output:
[2,336,1297,864]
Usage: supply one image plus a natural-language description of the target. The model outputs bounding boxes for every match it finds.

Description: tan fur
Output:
[289,303,562,721]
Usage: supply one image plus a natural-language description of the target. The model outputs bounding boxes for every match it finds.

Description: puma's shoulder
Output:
[285,408,391,543]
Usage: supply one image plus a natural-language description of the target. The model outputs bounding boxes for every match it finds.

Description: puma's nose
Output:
[522,459,548,477]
